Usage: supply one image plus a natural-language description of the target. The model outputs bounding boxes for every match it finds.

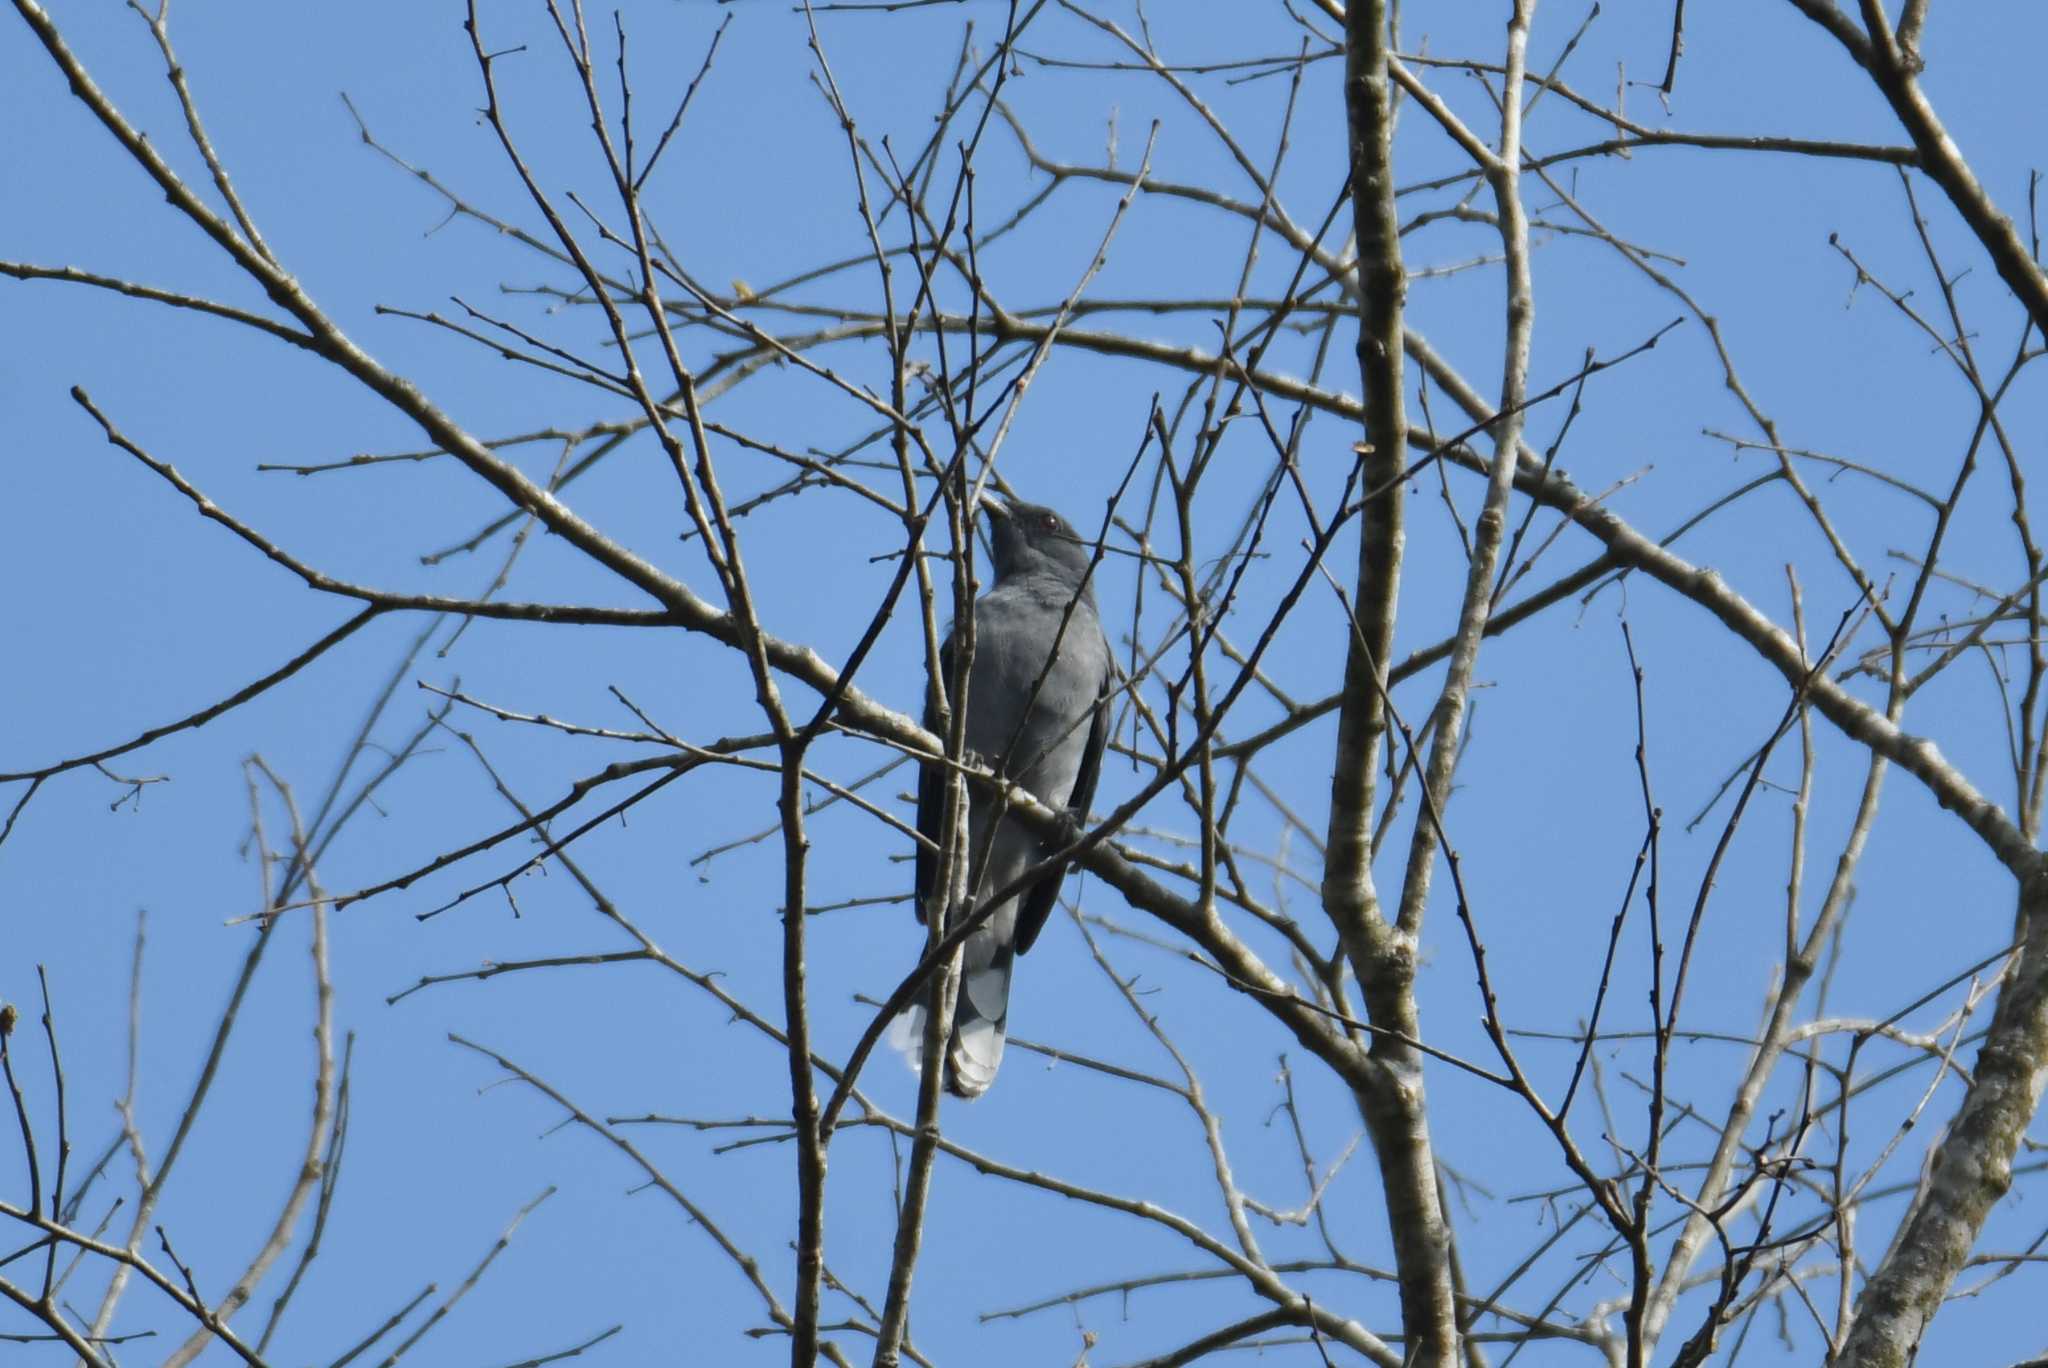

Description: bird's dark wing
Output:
[1015,660,1112,956]
[913,634,953,924]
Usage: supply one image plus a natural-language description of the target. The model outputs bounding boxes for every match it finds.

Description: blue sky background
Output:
[6,2,2048,1364]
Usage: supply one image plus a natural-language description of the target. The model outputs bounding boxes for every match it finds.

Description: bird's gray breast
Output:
[963,576,1103,806]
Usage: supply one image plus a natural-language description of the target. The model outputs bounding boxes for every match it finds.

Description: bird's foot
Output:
[1052,806,1088,850]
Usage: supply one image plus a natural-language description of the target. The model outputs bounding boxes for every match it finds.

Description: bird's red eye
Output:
[1041,514,1059,532]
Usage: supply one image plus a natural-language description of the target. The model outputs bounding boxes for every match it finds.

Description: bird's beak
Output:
[978,494,1011,522]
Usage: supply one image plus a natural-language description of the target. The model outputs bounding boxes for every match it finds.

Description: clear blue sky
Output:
[6,2,2047,1364]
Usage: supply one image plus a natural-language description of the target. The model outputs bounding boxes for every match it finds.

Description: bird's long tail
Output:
[886,947,1013,1100]
[944,948,1012,1099]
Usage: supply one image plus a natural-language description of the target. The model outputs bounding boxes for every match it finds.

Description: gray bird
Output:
[912,496,1113,1098]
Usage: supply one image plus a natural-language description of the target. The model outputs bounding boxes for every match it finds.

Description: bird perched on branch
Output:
[910,496,1113,1099]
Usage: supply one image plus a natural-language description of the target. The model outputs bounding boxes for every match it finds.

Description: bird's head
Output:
[982,497,1094,588]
